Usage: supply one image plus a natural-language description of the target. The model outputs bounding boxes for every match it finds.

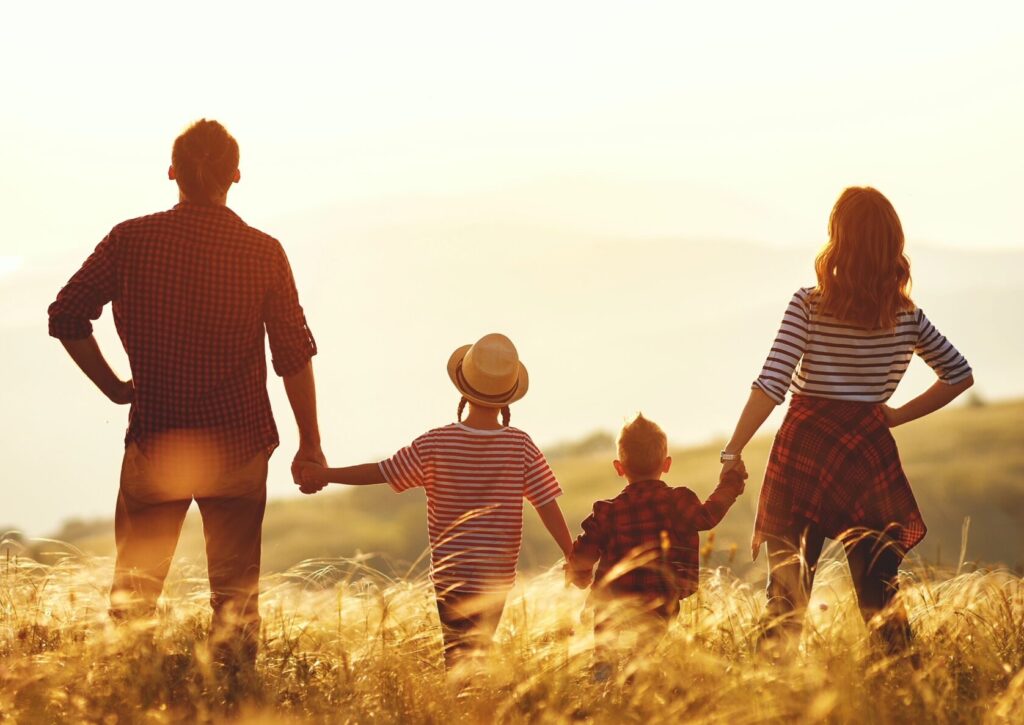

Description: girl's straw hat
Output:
[447,333,529,408]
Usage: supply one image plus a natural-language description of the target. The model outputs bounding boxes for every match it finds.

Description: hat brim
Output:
[447,344,529,408]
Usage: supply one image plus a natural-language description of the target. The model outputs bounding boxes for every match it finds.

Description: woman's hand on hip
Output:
[881,404,903,428]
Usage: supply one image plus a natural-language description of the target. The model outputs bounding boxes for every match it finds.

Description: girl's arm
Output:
[295,461,386,493]
[883,375,974,427]
[534,500,573,558]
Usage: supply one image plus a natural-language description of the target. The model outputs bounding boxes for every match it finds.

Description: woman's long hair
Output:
[814,186,914,330]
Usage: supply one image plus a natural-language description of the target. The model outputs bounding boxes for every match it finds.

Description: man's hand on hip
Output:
[106,379,135,405]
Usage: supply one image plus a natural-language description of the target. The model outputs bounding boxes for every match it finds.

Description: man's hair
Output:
[171,119,239,204]
[617,413,668,477]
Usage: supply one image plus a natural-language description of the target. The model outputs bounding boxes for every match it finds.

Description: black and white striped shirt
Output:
[753,287,972,405]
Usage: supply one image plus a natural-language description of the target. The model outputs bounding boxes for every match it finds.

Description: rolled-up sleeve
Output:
[48,233,119,340]
[915,309,972,385]
[752,288,811,404]
[264,242,317,377]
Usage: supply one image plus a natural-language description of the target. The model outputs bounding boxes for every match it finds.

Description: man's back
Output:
[48,202,316,464]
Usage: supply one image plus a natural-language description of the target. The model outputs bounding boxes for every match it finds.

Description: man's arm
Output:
[49,234,128,402]
[263,242,321,485]
[60,337,133,404]
[282,362,326,490]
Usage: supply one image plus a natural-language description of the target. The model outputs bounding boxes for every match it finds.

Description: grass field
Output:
[1,399,1022,722]
[1,550,1022,723]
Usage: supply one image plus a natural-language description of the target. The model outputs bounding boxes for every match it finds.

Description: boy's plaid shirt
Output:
[568,473,744,602]
[48,203,316,465]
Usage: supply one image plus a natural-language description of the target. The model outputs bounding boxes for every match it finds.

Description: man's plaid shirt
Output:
[48,202,317,464]
[568,473,744,605]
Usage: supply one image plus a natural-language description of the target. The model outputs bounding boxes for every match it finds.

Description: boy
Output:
[566,414,745,664]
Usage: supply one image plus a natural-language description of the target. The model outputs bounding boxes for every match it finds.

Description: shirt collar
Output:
[173,201,241,220]
[623,479,667,492]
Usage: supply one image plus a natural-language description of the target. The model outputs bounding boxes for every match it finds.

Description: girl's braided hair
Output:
[457,397,511,427]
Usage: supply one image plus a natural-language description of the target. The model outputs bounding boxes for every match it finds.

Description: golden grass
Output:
[2,543,1023,724]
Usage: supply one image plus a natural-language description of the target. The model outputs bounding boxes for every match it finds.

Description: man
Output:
[47,119,324,668]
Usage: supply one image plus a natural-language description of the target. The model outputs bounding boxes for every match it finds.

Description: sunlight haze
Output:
[1,1,1022,534]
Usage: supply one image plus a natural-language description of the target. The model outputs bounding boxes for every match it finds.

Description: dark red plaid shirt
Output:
[48,202,316,465]
[569,473,744,607]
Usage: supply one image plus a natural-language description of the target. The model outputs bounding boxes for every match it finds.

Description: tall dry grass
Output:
[1,540,1022,724]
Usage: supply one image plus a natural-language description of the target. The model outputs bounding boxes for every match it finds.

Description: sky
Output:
[1,2,1022,533]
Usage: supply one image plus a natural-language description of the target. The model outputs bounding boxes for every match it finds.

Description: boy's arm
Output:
[566,512,601,589]
[694,470,746,531]
[534,500,573,558]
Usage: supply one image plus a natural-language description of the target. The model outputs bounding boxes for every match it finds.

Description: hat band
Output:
[456,361,519,404]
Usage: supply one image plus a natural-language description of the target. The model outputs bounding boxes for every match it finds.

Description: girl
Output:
[719,187,973,655]
[294,333,574,668]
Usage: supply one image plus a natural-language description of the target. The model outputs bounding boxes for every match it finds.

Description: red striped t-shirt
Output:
[379,423,563,594]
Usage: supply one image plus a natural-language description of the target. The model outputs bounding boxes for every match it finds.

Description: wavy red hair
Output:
[815,187,914,329]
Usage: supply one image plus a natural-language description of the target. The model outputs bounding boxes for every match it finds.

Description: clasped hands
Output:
[291,446,329,495]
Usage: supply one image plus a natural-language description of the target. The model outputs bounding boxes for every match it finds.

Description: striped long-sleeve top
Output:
[379,423,563,594]
[753,287,972,405]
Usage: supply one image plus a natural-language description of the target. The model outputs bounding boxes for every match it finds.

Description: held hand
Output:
[292,443,327,494]
[106,379,134,405]
[293,460,330,494]
[720,458,748,483]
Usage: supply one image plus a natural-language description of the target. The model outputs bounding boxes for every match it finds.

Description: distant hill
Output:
[4,234,1023,536]
[13,397,1023,576]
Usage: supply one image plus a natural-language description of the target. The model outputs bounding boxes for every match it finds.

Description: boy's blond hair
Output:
[617,413,668,477]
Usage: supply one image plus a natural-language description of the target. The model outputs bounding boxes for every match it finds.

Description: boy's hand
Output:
[720,467,747,494]
[719,458,748,484]
[293,460,329,494]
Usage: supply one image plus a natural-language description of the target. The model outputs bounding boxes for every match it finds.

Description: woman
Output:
[720,186,973,654]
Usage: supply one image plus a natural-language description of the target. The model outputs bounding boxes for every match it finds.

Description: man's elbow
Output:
[276,357,313,379]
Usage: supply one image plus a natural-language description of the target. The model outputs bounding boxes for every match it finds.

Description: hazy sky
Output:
[2,2,1022,533]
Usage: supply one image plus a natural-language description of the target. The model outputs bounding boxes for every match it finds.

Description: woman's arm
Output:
[720,387,777,478]
[534,500,573,558]
[883,375,974,428]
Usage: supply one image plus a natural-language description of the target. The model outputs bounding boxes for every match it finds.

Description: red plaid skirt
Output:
[753,395,926,555]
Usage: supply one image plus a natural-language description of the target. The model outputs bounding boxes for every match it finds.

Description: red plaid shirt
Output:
[568,473,744,607]
[48,202,316,465]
